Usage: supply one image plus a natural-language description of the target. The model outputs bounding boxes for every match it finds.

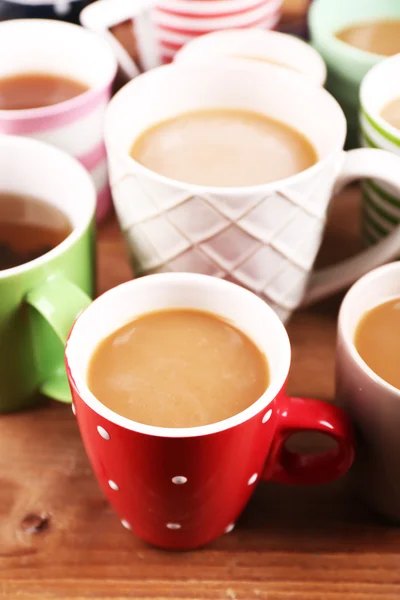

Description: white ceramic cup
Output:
[336,262,400,521]
[0,19,117,221]
[174,29,327,86]
[104,62,400,323]
[80,0,282,79]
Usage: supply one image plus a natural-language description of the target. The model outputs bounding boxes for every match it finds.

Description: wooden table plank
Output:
[1,187,400,600]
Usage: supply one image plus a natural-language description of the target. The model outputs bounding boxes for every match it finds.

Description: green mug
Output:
[0,135,96,413]
[309,0,400,148]
[360,54,400,247]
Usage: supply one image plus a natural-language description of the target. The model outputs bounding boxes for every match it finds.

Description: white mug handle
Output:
[80,0,158,80]
[303,148,400,305]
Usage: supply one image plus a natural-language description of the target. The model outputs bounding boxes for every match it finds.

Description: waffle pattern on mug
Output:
[360,109,400,247]
[153,0,283,63]
[110,157,338,323]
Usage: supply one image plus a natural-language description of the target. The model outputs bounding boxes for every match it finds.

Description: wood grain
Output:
[1,187,400,600]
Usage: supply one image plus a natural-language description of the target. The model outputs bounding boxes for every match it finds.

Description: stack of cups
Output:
[154,0,283,63]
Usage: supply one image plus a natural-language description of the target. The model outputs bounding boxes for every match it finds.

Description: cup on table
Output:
[0,18,117,222]
[105,61,400,323]
[337,262,400,522]
[0,135,95,413]
[80,0,283,81]
[174,28,326,86]
[66,272,354,550]
[359,54,400,248]
[0,0,93,23]
[309,0,400,148]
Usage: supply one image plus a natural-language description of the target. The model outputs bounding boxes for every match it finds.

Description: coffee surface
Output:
[336,20,400,56]
[130,108,317,187]
[380,97,400,130]
[88,309,269,428]
[0,72,88,110]
[355,298,400,389]
[0,192,72,270]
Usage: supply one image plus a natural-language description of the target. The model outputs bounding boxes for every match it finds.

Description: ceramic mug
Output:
[0,0,93,23]
[337,262,400,522]
[0,135,95,413]
[0,18,117,222]
[359,54,400,248]
[105,62,400,323]
[80,0,282,79]
[309,0,400,148]
[66,272,354,550]
[174,28,327,86]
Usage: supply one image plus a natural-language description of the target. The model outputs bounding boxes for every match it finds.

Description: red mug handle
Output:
[263,397,355,485]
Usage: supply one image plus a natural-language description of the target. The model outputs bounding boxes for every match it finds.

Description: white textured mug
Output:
[104,62,400,322]
[336,262,400,521]
[174,29,327,86]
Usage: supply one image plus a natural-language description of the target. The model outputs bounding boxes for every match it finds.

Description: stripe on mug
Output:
[156,11,280,36]
[17,103,107,157]
[154,0,273,19]
[0,84,112,136]
[77,140,107,173]
[154,2,281,33]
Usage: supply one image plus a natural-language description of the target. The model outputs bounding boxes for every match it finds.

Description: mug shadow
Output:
[237,476,399,554]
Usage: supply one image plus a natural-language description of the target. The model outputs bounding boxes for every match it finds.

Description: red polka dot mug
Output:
[65,273,354,550]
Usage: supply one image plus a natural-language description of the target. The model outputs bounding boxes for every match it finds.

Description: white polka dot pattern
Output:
[108,480,119,491]
[262,409,273,424]
[166,523,181,530]
[97,425,110,440]
[248,473,258,485]
[225,523,235,534]
[172,476,187,485]
[71,403,76,416]
[121,519,131,530]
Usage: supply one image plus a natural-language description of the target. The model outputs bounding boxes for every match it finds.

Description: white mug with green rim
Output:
[360,54,400,248]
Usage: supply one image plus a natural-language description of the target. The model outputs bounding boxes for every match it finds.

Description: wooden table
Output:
[1,187,400,600]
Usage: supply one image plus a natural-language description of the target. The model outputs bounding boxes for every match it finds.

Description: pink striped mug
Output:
[0,19,118,222]
[80,0,282,79]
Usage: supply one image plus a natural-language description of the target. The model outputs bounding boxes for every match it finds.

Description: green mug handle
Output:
[25,274,92,403]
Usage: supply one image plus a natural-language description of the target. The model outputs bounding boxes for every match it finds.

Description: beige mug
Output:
[337,262,400,521]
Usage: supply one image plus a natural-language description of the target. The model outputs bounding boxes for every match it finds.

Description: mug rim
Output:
[65,273,292,439]
[174,28,327,86]
[0,19,118,121]
[308,0,389,66]
[338,262,400,398]
[105,62,347,197]
[360,54,400,142]
[0,135,96,280]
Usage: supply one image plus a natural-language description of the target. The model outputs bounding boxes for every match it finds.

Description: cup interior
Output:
[309,0,400,64]
[105,62,346,189]
[0,135,95,274]
[66,273,291,437]
[339,263,400,385]
[360,54,400,134]
[174,29,327,85]
[0,19,117,98]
